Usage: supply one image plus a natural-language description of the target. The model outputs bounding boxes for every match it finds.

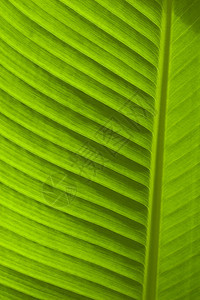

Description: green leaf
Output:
[0,0,199,299]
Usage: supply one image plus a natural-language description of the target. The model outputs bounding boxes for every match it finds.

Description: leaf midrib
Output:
[143,1,173,299]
